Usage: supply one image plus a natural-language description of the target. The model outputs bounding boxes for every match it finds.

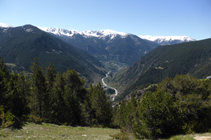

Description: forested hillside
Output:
[1,57,211,139]
[40,28,159,65]
[107,38,211,101]
[113,74,211,139]
[0,25,105,83]
[0,57,112,127]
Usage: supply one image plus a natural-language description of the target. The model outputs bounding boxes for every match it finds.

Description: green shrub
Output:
[27,114,43,124]
[0,105,14,129]
[133,74,211,139]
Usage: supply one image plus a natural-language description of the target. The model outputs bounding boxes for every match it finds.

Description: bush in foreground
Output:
[133,74,211,139]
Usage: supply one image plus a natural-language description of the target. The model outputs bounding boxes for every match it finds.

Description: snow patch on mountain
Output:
[0,23,13,28]
[38,27,129,39]
[139,35,195,42]
[38,27,81,37]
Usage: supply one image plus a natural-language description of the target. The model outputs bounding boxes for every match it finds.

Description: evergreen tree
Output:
[45,63,57,91]
[133,74,211,139]
[64,87,82,125]
[0,57,10,106]
[82,84,93,125]
[49,71,82,126]
[30,57,47,119]
[5,72,30,118]
[114,100,126,128]
[83,83,112,127]
[63,69,86,102]
[44,63,57,119]
[114,97,137,133]
[49,72,66,124]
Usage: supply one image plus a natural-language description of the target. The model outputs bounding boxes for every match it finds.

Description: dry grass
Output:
[0,123,120,140]
[169,133,211,140]
[1,123,210,140]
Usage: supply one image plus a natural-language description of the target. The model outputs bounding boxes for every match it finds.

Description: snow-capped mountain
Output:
[1,22,196,65]
[39,26,195,46]
[38,27,129,40]
[0,24,106,83]
[0,23,13,28]
[139,35,195,46]
[38,26,158,65]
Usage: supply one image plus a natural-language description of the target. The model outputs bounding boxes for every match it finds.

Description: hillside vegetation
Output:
[50,32,159,65]
[0,57,112,128]
[1,57,211,139]
[114,74,211,139]
[108,38,211,101]
[0,25,105,83]
[0,123,120,140]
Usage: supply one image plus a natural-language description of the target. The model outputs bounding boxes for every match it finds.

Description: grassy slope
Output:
[0,123,210,140]
[0,123,120,140]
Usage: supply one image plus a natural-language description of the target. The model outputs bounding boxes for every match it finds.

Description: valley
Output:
[1,23,211,140]
[108,38,211,101]
[0,23,199,102]
[102,71,118,101]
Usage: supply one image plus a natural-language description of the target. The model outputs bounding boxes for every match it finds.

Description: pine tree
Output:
[49,72,66,124]
[133,74,211,139]
[45,63,57,91]
[5,72,30,118]
[114,98,137,133]
[64,87,82,125]
[30,57,47,119]
[83,83,112,127]
[63,69,86,102]
[0,57,10,107]
[44,63,57,119]
[82,84,93,125]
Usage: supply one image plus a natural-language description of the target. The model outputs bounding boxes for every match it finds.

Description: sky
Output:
[0,0,211,40]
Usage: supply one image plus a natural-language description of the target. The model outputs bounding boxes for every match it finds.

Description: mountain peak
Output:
[0,23,13,28]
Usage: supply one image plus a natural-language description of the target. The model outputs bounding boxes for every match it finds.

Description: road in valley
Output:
[102,71,118,101]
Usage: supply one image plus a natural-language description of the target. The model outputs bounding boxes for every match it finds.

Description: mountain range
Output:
[38,26,195,65]
[38,27,159,65]
[106,38,211,101]
[1,23,195,67]
[0,24,105,83]
[139,35,195,46]
[0,23,199,88]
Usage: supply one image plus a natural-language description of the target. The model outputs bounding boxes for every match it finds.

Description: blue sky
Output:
[0,0,210,40]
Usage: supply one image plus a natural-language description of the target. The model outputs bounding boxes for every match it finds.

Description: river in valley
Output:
[102,71,118,101]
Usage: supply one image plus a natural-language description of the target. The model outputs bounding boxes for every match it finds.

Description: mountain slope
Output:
[0,25,105,83]
[139,35,195,46]
[109,38,211,101]
[39,27,159,65]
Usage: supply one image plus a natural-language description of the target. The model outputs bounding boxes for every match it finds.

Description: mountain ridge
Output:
[139,35,195,46]
[0,24,106,83]
[107,38,211,101]
[38,27,130,40]
[39,26,195,44]
[0,23,196,44]
[37,26,160,65]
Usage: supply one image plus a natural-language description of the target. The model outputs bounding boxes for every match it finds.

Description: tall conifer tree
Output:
[0,57,10,107]
[30,57,47,119]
